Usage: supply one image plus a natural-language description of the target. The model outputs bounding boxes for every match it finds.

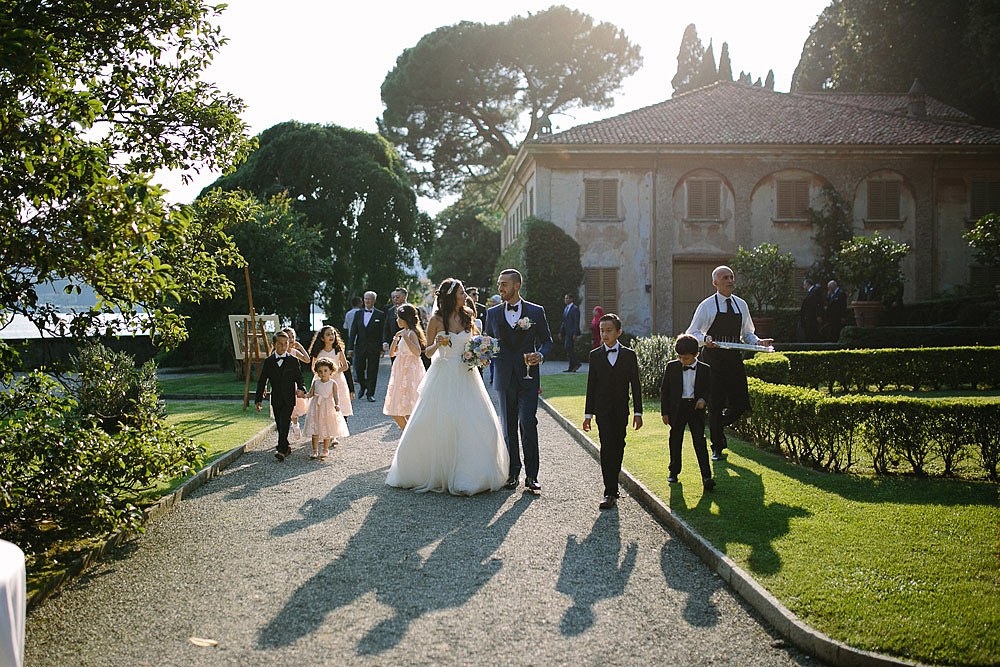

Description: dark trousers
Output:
[355,349,380,397]
[596,412,627,498]
[499,380,540,479]
[273,403,293,454]
[701,348,749,453]
[564,334,578,369]
[668,400,712,480]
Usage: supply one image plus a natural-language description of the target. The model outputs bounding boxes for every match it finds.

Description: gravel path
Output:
[26,361,813,666]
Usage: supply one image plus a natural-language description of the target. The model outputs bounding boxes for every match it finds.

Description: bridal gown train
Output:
[385,330,510,495]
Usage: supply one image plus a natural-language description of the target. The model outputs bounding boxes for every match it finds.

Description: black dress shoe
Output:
[365,394,376,402]
[703,478,716,492]
[599,495,617,509]
[504,475,518,489]
[524,477,541,493]
[274,451,285,461]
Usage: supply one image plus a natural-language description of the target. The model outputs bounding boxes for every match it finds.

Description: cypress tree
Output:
[718,42,733,81]
[671,23,704,96]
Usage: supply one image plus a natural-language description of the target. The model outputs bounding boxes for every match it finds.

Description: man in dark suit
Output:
[582,312,643,509]
[799,277,824,342]
[825,280,847,342]
[255,331,306,461]
[660,334,714,490]
[559,293,582,372]
[467,287,487,323]
[484,269,553,493]
[348,290,384,402]
[382,287,407,363]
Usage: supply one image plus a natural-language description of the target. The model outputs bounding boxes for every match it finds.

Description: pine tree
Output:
[765,69,775,90]
[694,39,717,89]
[671,23,704,96]
[718,42,733,81]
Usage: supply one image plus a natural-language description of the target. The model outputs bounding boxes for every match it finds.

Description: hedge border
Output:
[25,421,276,611]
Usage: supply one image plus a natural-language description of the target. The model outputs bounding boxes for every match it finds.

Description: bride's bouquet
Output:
[462,334,500,371]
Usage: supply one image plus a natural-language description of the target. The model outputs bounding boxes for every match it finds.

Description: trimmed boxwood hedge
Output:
[778,347,1000,393]
[731,377,1000,479]
[839,325,1000,348]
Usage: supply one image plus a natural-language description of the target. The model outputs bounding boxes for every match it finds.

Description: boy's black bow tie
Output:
[683,365,696,371]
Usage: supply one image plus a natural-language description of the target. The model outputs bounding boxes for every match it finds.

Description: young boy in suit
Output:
[582,313,643,509]
[660,334,715,491]
[256,331,306,461]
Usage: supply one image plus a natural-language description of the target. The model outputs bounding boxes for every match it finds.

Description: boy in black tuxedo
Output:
[582,313,643,510]
[255,331,306,461]
[660,334,715,491]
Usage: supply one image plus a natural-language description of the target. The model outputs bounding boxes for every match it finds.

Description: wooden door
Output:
[672,262,716,336]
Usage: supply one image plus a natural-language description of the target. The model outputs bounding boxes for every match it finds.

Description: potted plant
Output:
[963,213,1000,300]
[730,243,796,337]
[833,232,911,327]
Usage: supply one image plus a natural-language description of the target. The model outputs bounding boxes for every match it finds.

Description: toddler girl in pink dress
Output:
[302,358,349,459]
[383,303,426,430]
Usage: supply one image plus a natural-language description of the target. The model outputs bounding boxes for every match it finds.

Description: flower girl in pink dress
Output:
[302,358,349,460]
[383,303,426,430]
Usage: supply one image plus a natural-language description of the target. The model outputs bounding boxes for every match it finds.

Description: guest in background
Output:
[382,287,408,360]
[467,287,487,323]
[343,296,362,334]
[347,290,384,402]
[490,294,502,308]
[590,305,604,349]
[826,280,847,342]
[559,293,581,372]
[798,277,824,343]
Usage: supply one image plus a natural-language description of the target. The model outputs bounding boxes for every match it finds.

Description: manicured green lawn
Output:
[159,371,314,395]
[156,400,273,496]
[542,373,1000,666]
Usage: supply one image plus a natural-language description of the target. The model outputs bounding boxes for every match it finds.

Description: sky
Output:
[158,0,830,213]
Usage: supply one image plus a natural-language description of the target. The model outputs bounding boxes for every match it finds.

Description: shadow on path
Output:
[258,470,536,655]
[555,508,637,636]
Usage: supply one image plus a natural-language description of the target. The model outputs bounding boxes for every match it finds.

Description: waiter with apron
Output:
[685,265,774,460]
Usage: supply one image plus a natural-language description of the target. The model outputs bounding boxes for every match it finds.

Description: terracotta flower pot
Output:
[851,300,883,327]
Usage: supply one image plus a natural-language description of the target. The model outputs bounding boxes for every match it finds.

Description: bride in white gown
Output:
[385,278,510,495]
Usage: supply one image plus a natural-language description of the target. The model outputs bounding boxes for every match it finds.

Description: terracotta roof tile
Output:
[534,82,1000,147]
[797,92,973,122]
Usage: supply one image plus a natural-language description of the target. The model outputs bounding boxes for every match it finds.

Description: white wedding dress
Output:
[386,330,510,495]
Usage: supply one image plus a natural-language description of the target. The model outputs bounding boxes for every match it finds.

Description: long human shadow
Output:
[258,474,536,655]
[187,448,311,503]
[658,537,723,628]
[671,462,810,577]
[732,440,998,508]
[555,508,638,636]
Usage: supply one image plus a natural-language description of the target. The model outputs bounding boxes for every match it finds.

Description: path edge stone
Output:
[26,422,276,612]
[539,397,924,667]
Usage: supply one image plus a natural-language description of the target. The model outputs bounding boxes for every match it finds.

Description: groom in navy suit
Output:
[485,269,553,493]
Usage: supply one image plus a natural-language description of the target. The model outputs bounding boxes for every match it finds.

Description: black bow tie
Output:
[607,347,618,355]
[506,303,519,311]
[683,365,696,372]
[365,309,373,313]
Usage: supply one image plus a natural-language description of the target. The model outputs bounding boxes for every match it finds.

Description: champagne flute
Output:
[523,343,537,380]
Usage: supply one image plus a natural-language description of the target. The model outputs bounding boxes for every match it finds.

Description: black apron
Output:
[702,294,749,409]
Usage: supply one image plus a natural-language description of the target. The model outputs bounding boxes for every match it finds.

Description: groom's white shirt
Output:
[504,299,523,328]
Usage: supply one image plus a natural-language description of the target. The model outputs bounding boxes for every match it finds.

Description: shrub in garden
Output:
[0,371,202,557]
[744,353,790,384]
[68,342,164,434]
[632,335,676,396]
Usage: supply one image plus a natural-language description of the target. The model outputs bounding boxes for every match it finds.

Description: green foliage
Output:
[693,39,717,90]
[730,243,796,313]
[0,372,202,556]
[632,335,677,396]
[671,23,704,95]
[833,232,910,302]
[964,213,1000,268]
[428,207,501,294]
[207,121,427,320]
[790,0,1000,126]
[717,42,733,82]
[495,217,584,336]
[782,347,1000,393]
[0,0,254,356]
[807,185,853,283]
[67,342,164,435]
[744,353,791,384]
[737,376,1000,479]
[379,6,642,195]
[839,325,1000,348]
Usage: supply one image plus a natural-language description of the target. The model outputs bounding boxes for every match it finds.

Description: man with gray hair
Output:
[686,265,774,460]
[347,290,384,402]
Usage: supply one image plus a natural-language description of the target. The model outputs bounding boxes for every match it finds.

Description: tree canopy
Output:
[427,207,501,295]
[205,121,429,322]
[670,23,704,96]
[791,0,1000,126]
[379,5,642,196]
[0,0,254,356]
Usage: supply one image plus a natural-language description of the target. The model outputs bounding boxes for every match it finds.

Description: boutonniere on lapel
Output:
[516,317,534,330]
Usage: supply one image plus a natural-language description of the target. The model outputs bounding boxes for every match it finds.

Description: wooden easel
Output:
[242,267,271,411]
